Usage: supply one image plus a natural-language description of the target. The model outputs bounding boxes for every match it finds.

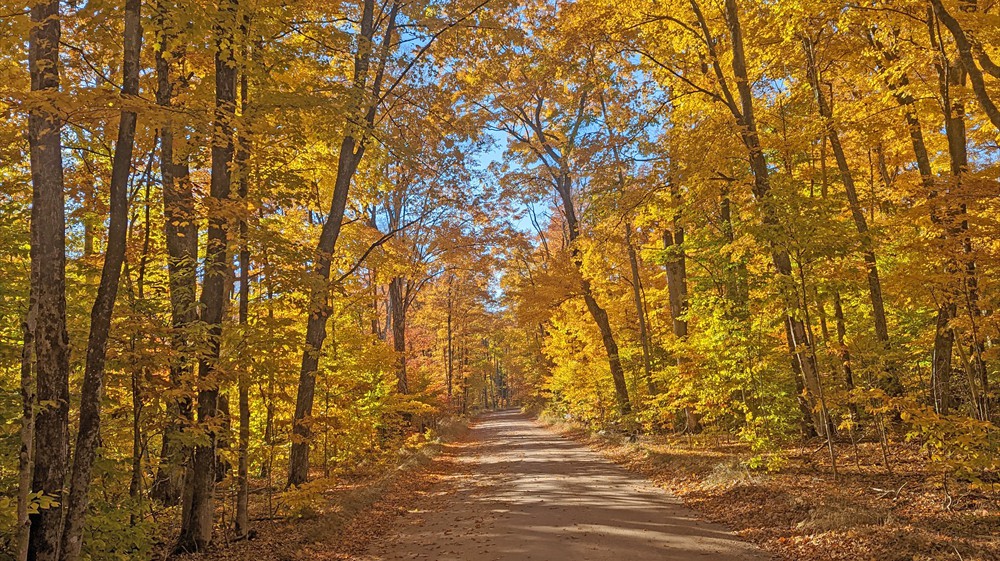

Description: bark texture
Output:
[389,276,409,394]
[235,62,251,539]
[26,1,71,558]
[17,317,34,561]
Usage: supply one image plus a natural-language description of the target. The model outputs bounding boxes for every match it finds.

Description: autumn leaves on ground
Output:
[3,0,1000,559]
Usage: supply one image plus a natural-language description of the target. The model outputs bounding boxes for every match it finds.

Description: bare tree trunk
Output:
[176,0,237,549]
[60,1,142,557]
[795,254,838,475]
[260,252,276,480]
[661,202,699,431]
[599,95,652,401]
[585,309,626,410]
[933,302,957,413]
[832,292,861,421]
[152,0,197,505]
[119,256,147,523]
[929,17,972,415]
[783,319,817,438]
[17,315,35,561]
[446,279,453,399]
[26,0,71,558]
[289,142,362,486]
[128,362,144,519]
[390,276,408,393]
[136,160,155,300]
[235,61,251,540]
[871,32,956,415]
[662,221,688,342]
[721,0,826,436]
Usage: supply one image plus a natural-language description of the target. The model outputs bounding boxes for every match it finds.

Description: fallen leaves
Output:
[553,421,1000,561]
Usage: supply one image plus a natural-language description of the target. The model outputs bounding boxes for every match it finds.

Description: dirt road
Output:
[361,410,770,560]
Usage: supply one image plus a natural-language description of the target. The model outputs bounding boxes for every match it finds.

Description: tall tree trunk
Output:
[128,361,144,521]
[121,256,147,524]
[260,251,276,479]
[18,315,35,561]
[152,0,197,505]
[784,319,818,438]
[26,0,71,558]
[521,88,631,415]
[390,277,408,393]
[288,0,398,486]
[802,38,899,396]
[795,253,838,473]
[136,160,155,300]
[625,223,654,395]
[555,174,631,415]
[289,141,364,487]
[60,1,142,557]
[235,60,251,540]
[661,197,699,431]
[929,16,973,415]
[446,279,453,399]
[175,0,237,549]
[662,213,688,343]
[933,302,957,413]
[945,63,988,418]
[721,0,826,436]
[587,292,630,413]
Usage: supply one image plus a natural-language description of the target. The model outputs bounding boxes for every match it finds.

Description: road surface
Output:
[363,410,770,560]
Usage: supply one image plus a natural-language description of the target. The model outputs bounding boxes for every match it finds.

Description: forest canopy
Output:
[1,0,999,558]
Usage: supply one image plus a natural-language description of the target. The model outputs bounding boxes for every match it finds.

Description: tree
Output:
[287,0,400,487]
[151,0,199,506]
[25,1,71,558]
[463,12,636,415]
[929,0,1000,131]
[58,0,142,557]
[175,0,238,550]
[288,0,488,485]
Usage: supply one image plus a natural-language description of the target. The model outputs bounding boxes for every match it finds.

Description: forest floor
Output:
[179,410,770,560]
[549,418,1000,561]
[173,419,470,561]
[176,411,1000,561]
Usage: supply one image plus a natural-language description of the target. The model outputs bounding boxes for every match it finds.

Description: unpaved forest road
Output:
[361,410,771,560]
